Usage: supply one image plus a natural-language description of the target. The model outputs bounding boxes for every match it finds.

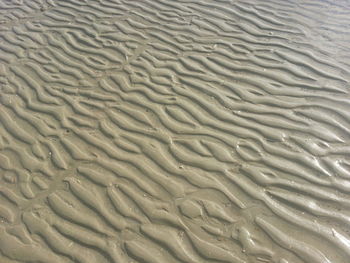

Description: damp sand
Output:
[0,0,350,262]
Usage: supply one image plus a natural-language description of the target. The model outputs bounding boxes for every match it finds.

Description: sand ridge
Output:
[0,0,350,262]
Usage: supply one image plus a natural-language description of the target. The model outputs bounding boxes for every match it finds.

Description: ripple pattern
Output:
[0,0,350,262]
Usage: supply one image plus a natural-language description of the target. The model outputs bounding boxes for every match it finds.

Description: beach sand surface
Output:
[0,0,350,262]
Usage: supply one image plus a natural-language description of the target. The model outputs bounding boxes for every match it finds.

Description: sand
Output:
[0,0,350,262]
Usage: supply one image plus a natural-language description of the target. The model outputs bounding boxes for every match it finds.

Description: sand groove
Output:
[0,0,350,262]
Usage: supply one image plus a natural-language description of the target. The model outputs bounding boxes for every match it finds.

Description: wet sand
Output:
[0,0,350,262]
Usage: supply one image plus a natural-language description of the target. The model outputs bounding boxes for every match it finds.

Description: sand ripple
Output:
[0,0,350,262]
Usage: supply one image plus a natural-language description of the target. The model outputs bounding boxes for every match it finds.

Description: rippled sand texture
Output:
[1,0,350,262]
